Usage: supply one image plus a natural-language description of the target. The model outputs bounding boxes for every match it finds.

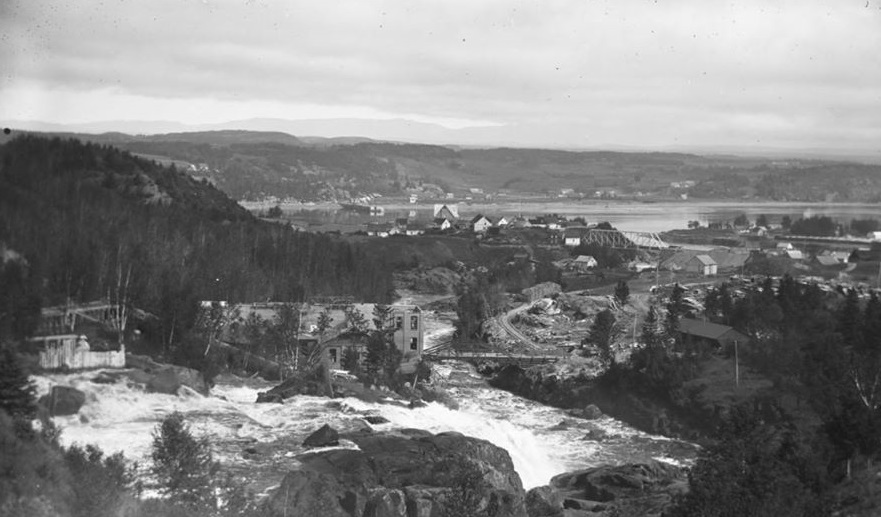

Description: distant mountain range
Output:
[6,118,880,163]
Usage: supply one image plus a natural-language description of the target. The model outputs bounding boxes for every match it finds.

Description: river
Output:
[33,310,697,496]
[261,200,880,234]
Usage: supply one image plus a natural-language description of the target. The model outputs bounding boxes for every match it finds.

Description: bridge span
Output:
[581,228,669,250]
[422,347,562,368]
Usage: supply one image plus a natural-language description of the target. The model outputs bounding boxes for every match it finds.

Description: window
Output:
[328,348,338,363]
[410,315,418,330]
[396,316,403,329]
[410,337,418,350]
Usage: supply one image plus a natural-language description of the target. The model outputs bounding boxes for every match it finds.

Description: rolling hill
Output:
[4,128,881,203]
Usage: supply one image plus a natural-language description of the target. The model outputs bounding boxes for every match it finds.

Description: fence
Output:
[39,347,126,370]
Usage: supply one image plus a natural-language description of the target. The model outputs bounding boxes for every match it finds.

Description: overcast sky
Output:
[1,0,880,152]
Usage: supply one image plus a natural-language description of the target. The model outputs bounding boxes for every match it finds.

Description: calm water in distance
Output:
[282,201,881,234]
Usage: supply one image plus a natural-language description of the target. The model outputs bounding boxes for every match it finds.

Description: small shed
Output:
[573,255,598,271]
[684,255,717,276]
[677,318,749,351]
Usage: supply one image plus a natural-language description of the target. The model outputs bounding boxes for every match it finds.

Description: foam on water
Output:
[32,361,697,492]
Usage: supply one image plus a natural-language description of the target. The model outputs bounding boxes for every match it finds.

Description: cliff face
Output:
[263,429,527,517]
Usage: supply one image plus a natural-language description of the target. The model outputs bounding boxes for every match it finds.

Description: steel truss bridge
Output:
[581,229,669,250]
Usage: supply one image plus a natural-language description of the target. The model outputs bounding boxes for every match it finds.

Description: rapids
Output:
[33,363,696,494]
[32,305,697,494]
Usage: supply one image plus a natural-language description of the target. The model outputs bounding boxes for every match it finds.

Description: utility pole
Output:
[734,339,740,388]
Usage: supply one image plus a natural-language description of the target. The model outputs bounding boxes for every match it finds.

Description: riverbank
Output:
[488,362,724,443]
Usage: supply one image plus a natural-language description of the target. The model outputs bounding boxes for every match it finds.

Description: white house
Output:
[785,249,805,260]
[563,227,591,247]
[433,204,459,220]
[470,214,492,233]
[433,217,452,231]
[685,255,717,276]
[573,255,598,271]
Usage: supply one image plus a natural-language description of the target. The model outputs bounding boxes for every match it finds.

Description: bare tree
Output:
[108,249,132,347]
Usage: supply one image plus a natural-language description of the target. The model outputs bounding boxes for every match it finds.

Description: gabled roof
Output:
[574,255,597,263]
[815,255,840,266]
[689,254,716,266]
[677,318,747,342]
[564,226,591,238]
[470,213,489,224]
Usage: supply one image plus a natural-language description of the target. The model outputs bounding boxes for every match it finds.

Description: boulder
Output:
[582,404,603,420]
[262,469,355,517]
[90,372,120,384]
[304,424,340,447]
[39,386,86,416]
[549,461,687,517]
[365,415,390,425]
[123,354,209,395]
[526,485,565,517]
[146,366,209,396]
[568,404,603,420]
[408,399,428,409]
[265,431,528,517]
[364,488,406,517]
[582,428,609,442]
[256,392,283,404]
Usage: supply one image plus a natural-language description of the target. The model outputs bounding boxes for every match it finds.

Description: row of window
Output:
[394,315,420,330]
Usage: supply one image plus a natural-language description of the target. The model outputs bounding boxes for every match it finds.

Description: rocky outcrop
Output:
[264,430,527,517]
[39,386,86,416]
[123,354,209,395]
[303,424,340,447]
[547,461,687,517]
[489,364,707,439]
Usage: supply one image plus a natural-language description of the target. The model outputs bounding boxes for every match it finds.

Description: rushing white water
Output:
[32,303,696,493]
[34,362,696,493]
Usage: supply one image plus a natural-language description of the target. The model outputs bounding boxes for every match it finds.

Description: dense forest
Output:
[0,135,394,356]
[599,279,881,514]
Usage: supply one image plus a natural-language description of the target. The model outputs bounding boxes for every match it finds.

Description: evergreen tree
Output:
[583,309,618,365]
[151,412,218,509]
[372,304,391,330]
[664,284,687,340]
[0,344,36,425]
[344,305,368,332]
[341,346,360,374]
[614,280,630,306]
[316,308,333,336]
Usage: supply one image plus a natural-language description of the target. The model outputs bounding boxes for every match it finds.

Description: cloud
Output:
[1,0,879,151]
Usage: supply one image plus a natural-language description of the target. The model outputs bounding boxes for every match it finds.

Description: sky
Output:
[1,0,880,153]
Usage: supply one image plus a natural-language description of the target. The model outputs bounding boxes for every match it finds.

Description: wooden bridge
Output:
[422,345,563,368]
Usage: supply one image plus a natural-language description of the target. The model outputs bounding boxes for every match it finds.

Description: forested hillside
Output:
[0,136,394,349]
